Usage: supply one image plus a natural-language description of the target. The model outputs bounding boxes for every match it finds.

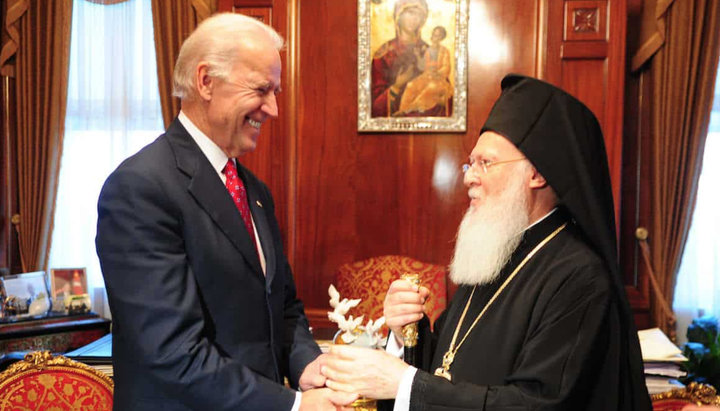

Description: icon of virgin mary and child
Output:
[371,0,453,118]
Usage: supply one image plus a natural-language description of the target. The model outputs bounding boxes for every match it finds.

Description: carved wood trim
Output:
[564,1,607,42]
[285,0,299,268]
[0,351,114,389]
[536,0,550,78]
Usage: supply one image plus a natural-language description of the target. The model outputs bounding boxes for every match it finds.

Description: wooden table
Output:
[0,313,110,355]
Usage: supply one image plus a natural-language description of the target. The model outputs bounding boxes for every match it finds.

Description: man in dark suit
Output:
[96,13,356,411]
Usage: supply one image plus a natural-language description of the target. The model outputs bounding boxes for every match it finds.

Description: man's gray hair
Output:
[172,13,284,100]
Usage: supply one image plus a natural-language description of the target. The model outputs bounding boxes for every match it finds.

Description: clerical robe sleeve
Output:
[409,263,615,410]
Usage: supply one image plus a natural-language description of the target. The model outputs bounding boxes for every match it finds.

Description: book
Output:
[65,333,113,377]
[638,328,688,362]
[638,328,689,395]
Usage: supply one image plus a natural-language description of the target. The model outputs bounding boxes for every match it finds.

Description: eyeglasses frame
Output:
[462,158,527,175]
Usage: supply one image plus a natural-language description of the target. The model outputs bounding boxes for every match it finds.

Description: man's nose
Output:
[463,169,478,187]
[263,93,279,118]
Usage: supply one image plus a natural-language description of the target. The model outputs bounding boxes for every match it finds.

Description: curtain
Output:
[0,0,28,77]
[630,0,676,71]
[673,71,720,344]
[151,0,215,128]
[644,0,720,337]
[6,0,73,272]
[48,0,164,317]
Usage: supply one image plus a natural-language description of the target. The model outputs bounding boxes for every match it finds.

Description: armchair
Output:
[651,382,720,410]
[334,255,448,328]
[0,350,113,410]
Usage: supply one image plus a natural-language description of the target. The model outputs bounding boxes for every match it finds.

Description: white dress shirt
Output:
[178,112,302,408]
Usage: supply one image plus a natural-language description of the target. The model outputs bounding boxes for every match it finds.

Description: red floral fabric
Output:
[334,255,447,329]
[0,368,113,410]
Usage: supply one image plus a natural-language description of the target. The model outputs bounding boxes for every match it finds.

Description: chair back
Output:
[651,382,720,410]
[334,255,447,328]
[0,351,113,410]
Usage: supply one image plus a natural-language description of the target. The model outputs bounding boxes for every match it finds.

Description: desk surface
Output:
[0,314,110,338]
[0,314,110,355]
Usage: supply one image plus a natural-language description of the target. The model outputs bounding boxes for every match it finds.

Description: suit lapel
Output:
[166,119,264,277]
[239,166,277,289]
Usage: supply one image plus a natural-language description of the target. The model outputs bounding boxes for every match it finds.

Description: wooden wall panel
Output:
[216,0,637,325]
[294,0,543,320]
[220,0,292,239]
[560,59,607,127]
[544,0,626,228]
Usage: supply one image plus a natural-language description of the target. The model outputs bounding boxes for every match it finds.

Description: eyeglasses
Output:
[462,158,527,175]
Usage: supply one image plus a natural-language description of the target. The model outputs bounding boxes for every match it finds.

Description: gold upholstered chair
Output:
[334,255,448,329]
[651,382,720,410]
[0,351,113,410]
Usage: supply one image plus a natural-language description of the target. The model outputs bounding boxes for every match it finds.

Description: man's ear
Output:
[196,62,214,101]
[528,167,549,189]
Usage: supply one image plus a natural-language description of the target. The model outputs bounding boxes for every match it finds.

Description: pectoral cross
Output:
[434,351,454,381]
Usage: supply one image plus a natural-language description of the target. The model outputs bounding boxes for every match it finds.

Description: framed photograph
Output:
[358,0,468,132]
[50,268,88,299]
[0,271,49,300]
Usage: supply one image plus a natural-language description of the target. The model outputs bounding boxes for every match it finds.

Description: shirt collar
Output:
[178,111,231,176]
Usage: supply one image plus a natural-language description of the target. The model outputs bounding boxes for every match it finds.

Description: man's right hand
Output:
[383,279,430,344]
[299,388,358,411]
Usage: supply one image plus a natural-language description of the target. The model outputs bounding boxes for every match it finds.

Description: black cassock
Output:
[402,209,647,411]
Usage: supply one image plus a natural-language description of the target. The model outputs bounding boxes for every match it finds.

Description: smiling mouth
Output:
[248,118,261,129]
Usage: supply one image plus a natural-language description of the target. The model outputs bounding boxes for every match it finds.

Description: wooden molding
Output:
[564,1,608,42]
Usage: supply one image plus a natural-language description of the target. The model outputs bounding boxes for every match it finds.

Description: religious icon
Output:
[358,0,468,132]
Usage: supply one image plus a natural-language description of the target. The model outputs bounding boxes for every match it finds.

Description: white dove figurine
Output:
[328,285,341,308]
[340,315,365,343]
[328,285,360,315]
[365,317,386,347]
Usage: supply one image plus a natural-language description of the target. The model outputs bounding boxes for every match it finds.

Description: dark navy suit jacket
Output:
[96,118,320,410]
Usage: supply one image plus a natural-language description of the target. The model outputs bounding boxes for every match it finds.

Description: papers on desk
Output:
[638,328,688,394]
[645,375,685,394]
[638,328,687,362]
[66,333,113,378]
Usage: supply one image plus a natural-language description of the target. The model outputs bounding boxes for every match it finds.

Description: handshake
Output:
[297,279,430,411]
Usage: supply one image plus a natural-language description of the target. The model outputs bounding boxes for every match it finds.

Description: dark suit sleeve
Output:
[96,167,297,410]
[282,256,322,387]
[409,265,615,411]
[256,183,321,387]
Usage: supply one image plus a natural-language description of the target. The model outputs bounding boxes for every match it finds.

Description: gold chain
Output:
[434,222,567,381]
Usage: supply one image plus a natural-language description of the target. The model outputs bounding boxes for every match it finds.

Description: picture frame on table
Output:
[0,271,50,301]
[0,271,51,317]
[50,268,88,299]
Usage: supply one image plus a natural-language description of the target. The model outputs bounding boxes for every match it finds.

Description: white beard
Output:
[449,171,531,286]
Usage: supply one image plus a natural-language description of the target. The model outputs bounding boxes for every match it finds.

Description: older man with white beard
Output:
[321,74,651,411]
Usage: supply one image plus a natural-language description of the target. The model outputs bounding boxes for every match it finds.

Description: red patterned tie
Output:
[223,159,258,251]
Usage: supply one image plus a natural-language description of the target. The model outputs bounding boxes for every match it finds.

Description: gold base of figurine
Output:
[350,397,377,410]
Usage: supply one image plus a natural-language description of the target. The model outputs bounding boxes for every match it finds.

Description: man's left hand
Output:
[321,345,409,399]
[299,354,329,391]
